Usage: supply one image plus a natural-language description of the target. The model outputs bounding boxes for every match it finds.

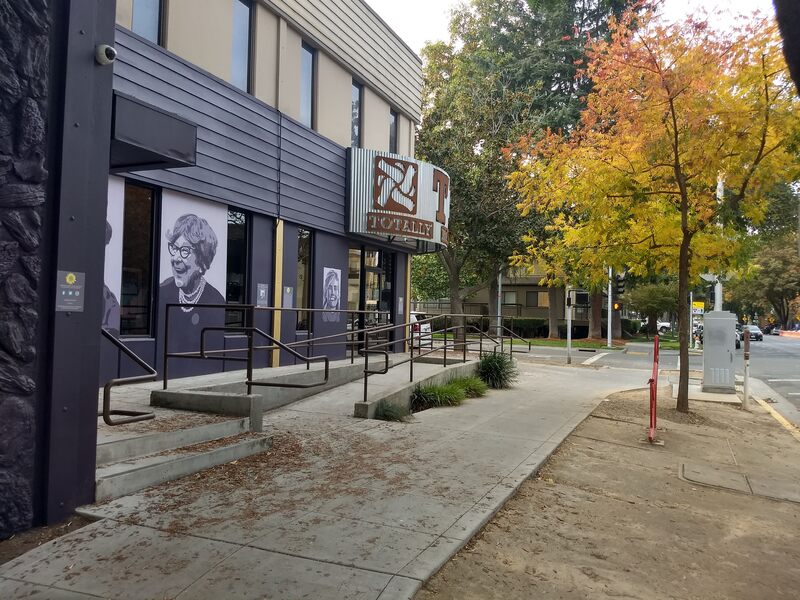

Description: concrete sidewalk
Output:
[0,363,648,600]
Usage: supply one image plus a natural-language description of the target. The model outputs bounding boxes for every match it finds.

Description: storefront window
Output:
[348,248,361,311]
[226,209,248,326]
[296,228,312,330]
[120,184,155,336]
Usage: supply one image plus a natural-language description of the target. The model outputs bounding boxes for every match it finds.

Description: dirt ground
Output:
[0,516,92,566]
[416,387,800,600]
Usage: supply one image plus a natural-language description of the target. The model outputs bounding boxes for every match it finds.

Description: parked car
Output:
[771,326,782,336]
[645,318,672,333]
[410,312,433,348]
[735,330,741,349]
[745,325,764,341]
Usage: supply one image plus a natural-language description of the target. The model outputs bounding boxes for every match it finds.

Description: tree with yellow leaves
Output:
[509,5,800,411]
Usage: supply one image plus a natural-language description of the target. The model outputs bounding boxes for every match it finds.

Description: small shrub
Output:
[438,382,467,406]
[453,376,488,398]
[477,352,519,389]
[374,399,410,422]
[411,383,467,412]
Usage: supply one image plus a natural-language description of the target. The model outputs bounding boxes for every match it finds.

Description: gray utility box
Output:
[702,311,737,393]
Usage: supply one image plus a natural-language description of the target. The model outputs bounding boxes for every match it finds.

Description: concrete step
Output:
[96,417,249,466]
[94,433,272,502]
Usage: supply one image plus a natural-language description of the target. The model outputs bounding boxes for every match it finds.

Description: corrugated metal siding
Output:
[266,0,422,123]
[113,27,347,236]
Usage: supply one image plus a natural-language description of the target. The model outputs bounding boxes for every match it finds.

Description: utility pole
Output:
[496,269,502,338]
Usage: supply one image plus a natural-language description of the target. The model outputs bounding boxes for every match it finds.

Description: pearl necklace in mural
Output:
[178,277,206,312]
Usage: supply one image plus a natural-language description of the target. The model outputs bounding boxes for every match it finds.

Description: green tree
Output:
[417,0,625,332]
[627,282,679,337]
[750,236,800,327]
[510,8,800,411]
[410,253,452,301]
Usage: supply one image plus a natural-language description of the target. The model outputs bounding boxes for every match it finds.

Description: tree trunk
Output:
[589,292,603,338]
[647,310,658,337]
[548,286,563,338]
[676,230,691,413]
[488,273,499,336]
[611,307,622,339]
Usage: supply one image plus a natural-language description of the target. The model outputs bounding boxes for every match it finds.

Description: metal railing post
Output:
[363,329,370,404]
[246,307,254,396]
[162,304,170,389]
[462,321,467,363]
[479,315,484,357]
[443,314,448,367]
[409,321,414,382]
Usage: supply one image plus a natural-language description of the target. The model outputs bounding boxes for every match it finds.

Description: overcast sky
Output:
[365,0,777,56]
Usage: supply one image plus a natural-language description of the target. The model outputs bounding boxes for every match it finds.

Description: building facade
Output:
[0,0,449,537]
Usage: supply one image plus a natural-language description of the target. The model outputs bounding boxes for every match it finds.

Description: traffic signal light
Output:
[612,301,622,311]
[615,275,625,295]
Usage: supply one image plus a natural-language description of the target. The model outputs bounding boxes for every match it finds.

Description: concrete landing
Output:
[672,383,741,405]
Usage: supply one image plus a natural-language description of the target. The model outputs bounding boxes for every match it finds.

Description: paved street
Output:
[747,334,800,406]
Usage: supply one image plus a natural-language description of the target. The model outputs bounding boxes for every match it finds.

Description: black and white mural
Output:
[159,191,228,331]
[103,177,124,334]
[322,267,341,323]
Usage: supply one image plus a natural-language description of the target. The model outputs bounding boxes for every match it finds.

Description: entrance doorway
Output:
[349,246,395,347]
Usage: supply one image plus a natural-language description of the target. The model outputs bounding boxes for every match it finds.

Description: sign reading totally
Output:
[348,149,450,247]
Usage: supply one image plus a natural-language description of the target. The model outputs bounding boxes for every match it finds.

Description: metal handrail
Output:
[162,303,386,388]
[361,313,499,404]
[498,325,532,355]
[99,328,156,426]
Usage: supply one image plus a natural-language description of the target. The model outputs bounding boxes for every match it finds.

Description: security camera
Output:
[95,44,117,66]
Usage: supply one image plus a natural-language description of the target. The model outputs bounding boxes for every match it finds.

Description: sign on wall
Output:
[348,149,450,248]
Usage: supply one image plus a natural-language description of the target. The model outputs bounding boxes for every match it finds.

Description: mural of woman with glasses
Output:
[160,213,225,324]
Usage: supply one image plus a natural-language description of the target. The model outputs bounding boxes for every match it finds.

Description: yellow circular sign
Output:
[65,273,77,285]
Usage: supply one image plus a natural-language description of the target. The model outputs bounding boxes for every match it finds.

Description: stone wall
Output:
[0,0,51,538]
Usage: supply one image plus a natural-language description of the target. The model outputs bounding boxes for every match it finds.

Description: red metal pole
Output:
[648,335,660,443]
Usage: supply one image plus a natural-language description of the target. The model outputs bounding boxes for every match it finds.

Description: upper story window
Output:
[389,109,398,154]
[131,0,162,44]
[351,82,362,147]
[300,43,315,128]
[231,0,252,91]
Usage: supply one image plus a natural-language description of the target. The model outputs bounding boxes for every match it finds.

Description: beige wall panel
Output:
[116,0,133,28]
[316,52,352,147]
[277,20,302,120]
[253,5,279,107]
[166,0,233,82]
[362,87,390,151]
[409,121,415,157]
[265,0,422,123]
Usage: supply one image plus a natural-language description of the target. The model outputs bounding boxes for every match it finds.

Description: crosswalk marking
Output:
[582,352,609,365]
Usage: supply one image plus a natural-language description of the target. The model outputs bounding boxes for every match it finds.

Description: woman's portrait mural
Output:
[159,191,227,331]
[322,267,341,323]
